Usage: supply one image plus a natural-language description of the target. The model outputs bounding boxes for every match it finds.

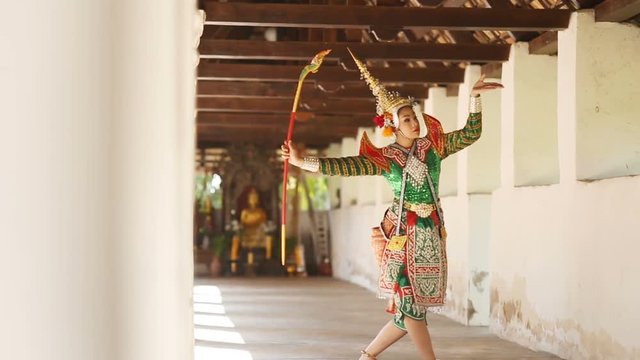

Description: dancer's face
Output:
[396,106,421,139]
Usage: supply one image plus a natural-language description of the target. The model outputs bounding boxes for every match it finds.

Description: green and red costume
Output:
[318,112,482,330]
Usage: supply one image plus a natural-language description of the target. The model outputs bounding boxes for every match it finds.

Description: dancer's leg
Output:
[404,317,436,360]
[358,320,407,359]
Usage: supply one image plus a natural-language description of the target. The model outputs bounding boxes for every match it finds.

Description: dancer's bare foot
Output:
[358,349,377,360]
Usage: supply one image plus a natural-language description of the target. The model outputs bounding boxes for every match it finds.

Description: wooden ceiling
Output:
[196,0,639,152]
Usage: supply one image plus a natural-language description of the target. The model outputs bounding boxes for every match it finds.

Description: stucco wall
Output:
[490,177,640,359]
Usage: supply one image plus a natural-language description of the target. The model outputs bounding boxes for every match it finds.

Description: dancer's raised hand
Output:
[471,74,503,97]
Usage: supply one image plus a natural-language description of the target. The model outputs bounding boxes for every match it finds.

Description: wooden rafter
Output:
[198,123,358,137]
[197,81,429,99]
[197,113,375,128]
[197,131,349,147]
[595,0,640,21]
[197,97,377,115]
[529,31,559,55]
[197,63,465,84]
[198,40,511,62]
[204,3,572,31]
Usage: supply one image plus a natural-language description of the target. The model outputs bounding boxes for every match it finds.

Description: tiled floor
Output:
[193,277,560,360]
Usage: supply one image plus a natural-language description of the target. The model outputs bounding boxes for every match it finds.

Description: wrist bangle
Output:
[469,95,482,114]
[300,157,320,172]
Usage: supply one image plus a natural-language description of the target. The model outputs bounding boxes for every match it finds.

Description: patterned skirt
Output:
[378,205,448,329]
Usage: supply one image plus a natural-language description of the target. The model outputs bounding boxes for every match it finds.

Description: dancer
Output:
[281,52,502,360]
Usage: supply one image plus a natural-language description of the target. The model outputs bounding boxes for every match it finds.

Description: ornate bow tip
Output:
[311,49,332,66]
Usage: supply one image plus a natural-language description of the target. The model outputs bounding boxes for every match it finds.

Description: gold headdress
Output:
[348,49,426,138]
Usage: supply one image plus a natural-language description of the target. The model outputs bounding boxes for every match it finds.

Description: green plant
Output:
[210,232,233,258]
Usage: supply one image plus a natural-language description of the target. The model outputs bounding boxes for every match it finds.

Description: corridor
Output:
[193,278,559,360]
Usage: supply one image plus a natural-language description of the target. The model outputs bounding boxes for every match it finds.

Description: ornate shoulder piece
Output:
[425,114,445,157]
[359,131,391,172]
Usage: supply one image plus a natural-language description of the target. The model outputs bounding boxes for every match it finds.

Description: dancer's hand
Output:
[471,74,503,97]
[281,140,302,167]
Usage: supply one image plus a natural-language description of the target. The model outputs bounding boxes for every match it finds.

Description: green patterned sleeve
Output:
[443,112,482,158]
[318,156,383,177]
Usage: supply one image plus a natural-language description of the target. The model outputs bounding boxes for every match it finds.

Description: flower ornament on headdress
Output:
[348,48,427,138]
[373,112,396,137]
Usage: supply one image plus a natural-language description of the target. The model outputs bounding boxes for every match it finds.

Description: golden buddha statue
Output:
[230,188,273,268]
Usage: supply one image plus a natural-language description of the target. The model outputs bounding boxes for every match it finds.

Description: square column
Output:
[501,42,559,187]
[356,127,377,206]
[425,88,458,197]
[558,11,640,182]
[374,127,395,205]
[340,137,358,206]
[325,142,343,208]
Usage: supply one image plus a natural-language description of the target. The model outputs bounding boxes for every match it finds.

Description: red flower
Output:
[372,112,393,128]
[373,115,385,128]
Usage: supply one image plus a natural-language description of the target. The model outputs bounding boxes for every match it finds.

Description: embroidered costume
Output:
[304,51,483,330]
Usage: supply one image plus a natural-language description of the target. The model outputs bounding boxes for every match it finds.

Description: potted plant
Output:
[206,233,229,277]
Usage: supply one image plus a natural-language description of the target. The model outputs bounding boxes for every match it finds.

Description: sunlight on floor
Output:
[194,314,235,328]
[194,285,254,360]
[194,303,226,314]
[194,345,254,360]
[193,285,223,304]
[194,328,245,344]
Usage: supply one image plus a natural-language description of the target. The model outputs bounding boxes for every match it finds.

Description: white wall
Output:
[488,12,640,359]
[563,11,640,180]
[490,177,640,359]
[0,2,196,360]
[330,205,389,291]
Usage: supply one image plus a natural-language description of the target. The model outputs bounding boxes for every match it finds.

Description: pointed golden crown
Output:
[348,48,412,116]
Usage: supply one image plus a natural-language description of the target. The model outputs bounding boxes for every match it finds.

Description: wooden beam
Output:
[197,138,338,149]
[441,0,470,7]
[197,113,375,127]
[485,0,543,41]
[197,81,429,99]
[198,40,511,62]
[446,85,459,97]
[197,97,377,114]
[529,31,558,55]
[197,131,349,147]
[198,124,358,137]
[595,0,640,21]
[204,3,572,31]
[577,0,603,8]
[197,63,465,84]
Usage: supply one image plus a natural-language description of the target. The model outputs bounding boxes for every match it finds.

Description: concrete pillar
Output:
[558,11,640,182]
[356,127,376,206]
[111,1,195,358]
[501,43,559,187]
[444,65,501,326]
[425,88,458,197]
[325,142,342,208]
[373,126,395,205]
[0,3,114,359]
[0,1,196,360]
[466,76,501,193]
[340,137,358,206]
[455,65,481,196]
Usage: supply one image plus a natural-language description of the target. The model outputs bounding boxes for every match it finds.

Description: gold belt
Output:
[394,200,436,218]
